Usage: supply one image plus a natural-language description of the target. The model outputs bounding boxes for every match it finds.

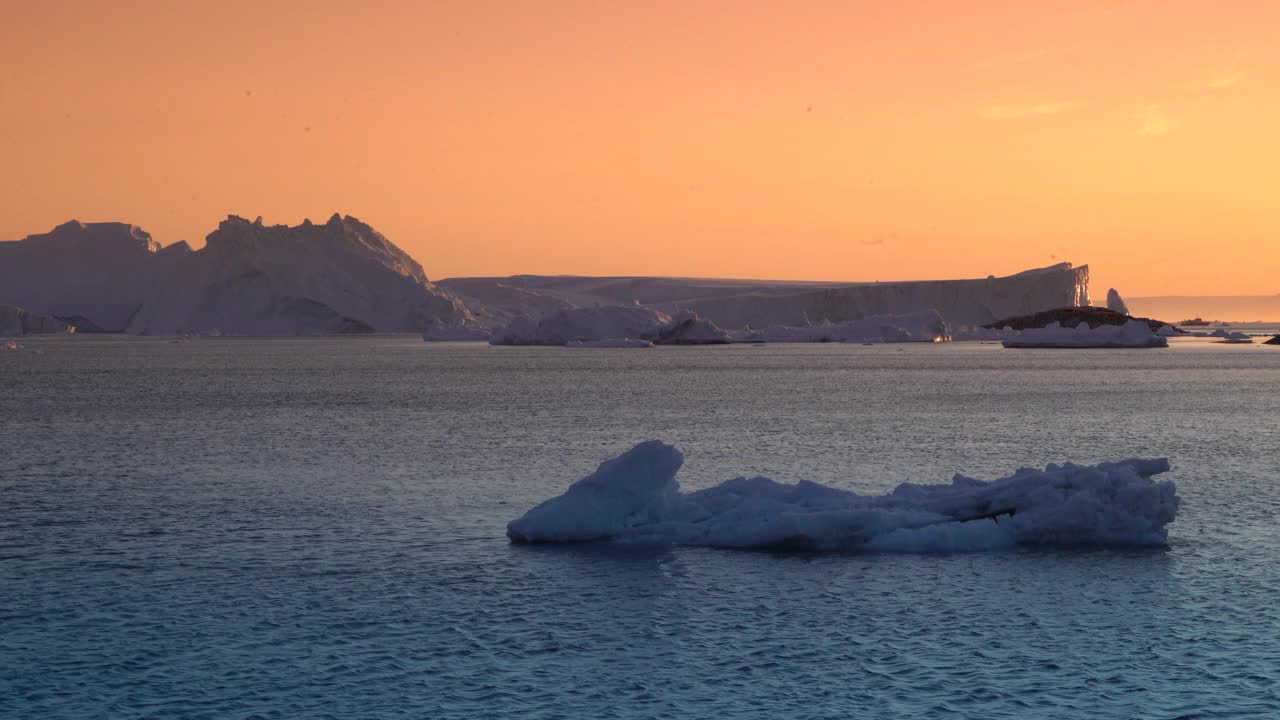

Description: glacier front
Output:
[442,263,1090,332]
[507,441,1179,552]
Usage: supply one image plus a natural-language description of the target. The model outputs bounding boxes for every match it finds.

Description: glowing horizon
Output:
[3,1,1277,296]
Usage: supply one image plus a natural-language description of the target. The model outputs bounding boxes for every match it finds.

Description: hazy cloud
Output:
[981,101,1079,120]
[1135,104,1176,136]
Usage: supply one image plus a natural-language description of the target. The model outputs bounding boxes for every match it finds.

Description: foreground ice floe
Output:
[1002,319,1168,349]
[507,441,1179,552]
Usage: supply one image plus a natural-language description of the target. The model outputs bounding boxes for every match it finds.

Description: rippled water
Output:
[3,336,1278,719]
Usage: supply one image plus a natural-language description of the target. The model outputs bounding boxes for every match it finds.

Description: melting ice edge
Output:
[508,441,1179,553]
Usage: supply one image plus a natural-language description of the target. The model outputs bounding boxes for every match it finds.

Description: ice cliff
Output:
[443,263,1090,332]
[2,213,1094,338]
[0,215,473,335]
[507,441,1179,552]
[0,221,162,331]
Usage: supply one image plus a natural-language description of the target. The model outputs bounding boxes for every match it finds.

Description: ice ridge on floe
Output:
[507,441,1179,552]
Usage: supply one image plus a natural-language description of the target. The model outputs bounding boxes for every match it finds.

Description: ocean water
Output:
[2,336,1278,719]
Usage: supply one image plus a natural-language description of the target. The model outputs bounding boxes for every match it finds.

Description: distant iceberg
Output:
[1106,288,1130,315]
[447,262,1091,329]
[1215,331,1254,344]
[1002,319,1168,349]
[490,305,671,346]
[507,441,1179,552]
[652,312,732,345]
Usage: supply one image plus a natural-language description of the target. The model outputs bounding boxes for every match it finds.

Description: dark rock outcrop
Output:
[985,306,1178,333]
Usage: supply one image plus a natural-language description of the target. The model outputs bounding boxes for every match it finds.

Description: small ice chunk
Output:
[565,338,653,348]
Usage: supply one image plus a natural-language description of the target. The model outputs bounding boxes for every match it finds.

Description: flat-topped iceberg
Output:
[507,441,1179,552]
[1002,319,1168,349]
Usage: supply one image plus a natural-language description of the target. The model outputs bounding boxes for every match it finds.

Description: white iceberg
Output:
[1106,288,1130,315]
[507,441,1179,552]
[0,216,474,335]
[1002,320,1168,349]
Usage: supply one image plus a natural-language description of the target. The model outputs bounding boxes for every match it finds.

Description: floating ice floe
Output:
[565,338,653,348]
[507,441,1179,552]
[1002,320,1168,349]
[1215,331,1254,344]
[951,325,1016,342]
[732,310,948,344]
[490,305,671,346]
[422,320,492,341]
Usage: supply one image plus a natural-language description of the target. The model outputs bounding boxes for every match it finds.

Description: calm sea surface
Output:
[3,336,1279,719]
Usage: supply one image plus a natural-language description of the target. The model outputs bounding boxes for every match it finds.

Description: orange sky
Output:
[2,0,1277,295]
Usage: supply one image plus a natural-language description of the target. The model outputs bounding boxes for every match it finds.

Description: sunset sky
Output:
[2,1,1277,296]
